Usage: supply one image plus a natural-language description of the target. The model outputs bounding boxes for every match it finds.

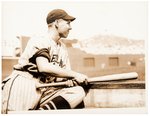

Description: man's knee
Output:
[59,86,86,108]
[71,86,86,98]
[64,86,85,98]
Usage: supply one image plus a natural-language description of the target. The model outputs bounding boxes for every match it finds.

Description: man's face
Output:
[56,19,72,38]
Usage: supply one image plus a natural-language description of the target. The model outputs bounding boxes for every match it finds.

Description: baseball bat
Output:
[87,72,138,83]
[36,72,138,89]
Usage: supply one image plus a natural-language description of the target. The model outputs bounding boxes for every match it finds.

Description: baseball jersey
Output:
[14,34,71,82]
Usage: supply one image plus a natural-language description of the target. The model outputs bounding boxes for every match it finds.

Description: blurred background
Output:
[1,1,147,110]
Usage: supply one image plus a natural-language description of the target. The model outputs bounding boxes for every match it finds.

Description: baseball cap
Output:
[46,9,76,24]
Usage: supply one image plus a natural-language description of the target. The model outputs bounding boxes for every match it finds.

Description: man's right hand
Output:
[74,73,88,84]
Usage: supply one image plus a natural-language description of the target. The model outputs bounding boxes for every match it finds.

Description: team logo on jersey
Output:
[51,54,65,68]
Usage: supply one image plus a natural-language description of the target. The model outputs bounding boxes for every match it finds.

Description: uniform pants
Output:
[2,71,85,113]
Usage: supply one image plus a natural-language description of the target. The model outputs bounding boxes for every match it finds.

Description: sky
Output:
[1,1,148,44]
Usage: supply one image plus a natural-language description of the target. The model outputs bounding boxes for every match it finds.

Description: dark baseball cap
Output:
[46,9,76,24]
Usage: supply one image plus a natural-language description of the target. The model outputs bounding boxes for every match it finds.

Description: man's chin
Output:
[61,35,68,38]
[59,33,68,38]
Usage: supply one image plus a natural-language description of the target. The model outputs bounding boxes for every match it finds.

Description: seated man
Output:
[2,9,88,113]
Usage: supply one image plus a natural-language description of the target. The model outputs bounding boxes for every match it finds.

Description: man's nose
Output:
[68,24,72,30]
[68,26,72,30]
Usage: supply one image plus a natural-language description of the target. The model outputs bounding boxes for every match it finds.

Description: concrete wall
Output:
[84,89,145,108]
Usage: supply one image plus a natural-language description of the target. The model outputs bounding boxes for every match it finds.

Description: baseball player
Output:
[2,9,88,113]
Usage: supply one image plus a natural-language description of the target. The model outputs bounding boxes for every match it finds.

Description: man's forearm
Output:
[40,62,78,78]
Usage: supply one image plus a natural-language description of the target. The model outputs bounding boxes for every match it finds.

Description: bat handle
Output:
[36,81,68,89]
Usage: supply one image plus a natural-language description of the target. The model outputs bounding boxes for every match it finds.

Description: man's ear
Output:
[54,19,59,27]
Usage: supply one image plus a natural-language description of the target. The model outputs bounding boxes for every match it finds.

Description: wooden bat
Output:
[88,72,138,83]
[36,72,138,89]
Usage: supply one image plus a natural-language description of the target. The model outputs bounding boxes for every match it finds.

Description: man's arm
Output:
[36,56,88,83]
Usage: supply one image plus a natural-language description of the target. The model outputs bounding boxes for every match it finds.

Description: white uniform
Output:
[2,35,85,113]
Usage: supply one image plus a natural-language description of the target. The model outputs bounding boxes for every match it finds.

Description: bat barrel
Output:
[88,72,138,83]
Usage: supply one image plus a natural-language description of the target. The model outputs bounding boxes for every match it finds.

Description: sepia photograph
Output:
[1,0,148,114]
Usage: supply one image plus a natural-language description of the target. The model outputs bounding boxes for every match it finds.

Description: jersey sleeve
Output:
[18,37,51,65]
[29,48,51,64]
[16,37,51,76]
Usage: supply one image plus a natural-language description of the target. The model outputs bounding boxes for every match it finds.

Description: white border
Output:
[0,0,149,115]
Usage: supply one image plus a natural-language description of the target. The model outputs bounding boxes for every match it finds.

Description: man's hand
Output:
[74,73,88,84]
[66,80,74,87]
